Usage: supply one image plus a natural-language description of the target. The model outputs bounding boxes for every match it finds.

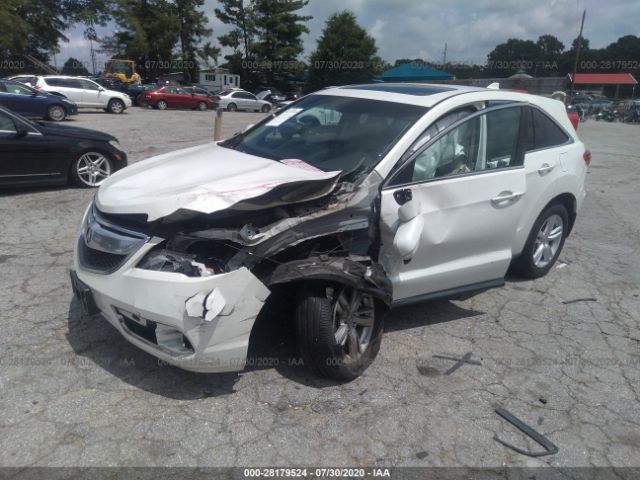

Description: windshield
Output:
[221,94,427,178]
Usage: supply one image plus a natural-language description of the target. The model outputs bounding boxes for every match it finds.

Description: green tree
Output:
[100,0,180,81]
[486,38,539,76]
[215,0,256,68]
[308,11,381,91]
[174,0,216,80]
[252,0,311,85]
[61,56,90,75]
[535,34,564,76]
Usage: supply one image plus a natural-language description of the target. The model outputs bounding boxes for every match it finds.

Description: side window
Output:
[402,106,478,162]
[0,112,17,132]
[231,92,242,98]
[530,108,569,150]
[45,78,63,87]
[484,107,521,168]
[5,82,32,95]
[390,106,522,186]
[79,79,99,90]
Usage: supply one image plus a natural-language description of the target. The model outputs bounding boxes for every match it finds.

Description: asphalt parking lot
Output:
[1,107,639,470]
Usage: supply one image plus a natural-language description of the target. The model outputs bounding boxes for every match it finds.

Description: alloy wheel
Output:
[109,100,124,113]
[76,152,111,187]
[48,105,65,121]
[533,213,563,268]
[332,287,375,363]
[157,100,167,110]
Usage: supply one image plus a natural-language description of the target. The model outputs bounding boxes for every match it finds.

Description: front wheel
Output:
[294,284,384,381]
[47,104,66,121]
[226,102,237,112]
[512,203,568,278]
[261,104,271,113]
[71,151,113,188]
[107,99,125,114]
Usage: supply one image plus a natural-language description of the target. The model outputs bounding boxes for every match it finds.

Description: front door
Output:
[0,111,55,185]
[379,105,528,303]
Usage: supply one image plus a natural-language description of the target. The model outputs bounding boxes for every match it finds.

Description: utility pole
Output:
[569,9,586,100]
[442,42,447,67]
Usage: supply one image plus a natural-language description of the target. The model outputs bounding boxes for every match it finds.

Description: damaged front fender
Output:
[268,256,393,307]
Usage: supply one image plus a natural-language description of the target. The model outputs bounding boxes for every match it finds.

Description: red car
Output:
[143,86,213,111]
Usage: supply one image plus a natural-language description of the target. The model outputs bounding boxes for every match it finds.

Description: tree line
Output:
[1,1,639,91]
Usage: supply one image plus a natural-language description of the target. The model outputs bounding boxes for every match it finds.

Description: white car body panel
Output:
[73,83,587,373]
[73,234,270,372]
[95,143,341,221]
[380,168,527,301]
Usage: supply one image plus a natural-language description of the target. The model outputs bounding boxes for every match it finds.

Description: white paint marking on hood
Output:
[96,143,341,221]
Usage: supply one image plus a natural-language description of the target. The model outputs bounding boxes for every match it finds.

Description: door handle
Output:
[538,163,555,175]
[491,191,523,205]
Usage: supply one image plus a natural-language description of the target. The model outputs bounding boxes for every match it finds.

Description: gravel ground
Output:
[1,107,639,471]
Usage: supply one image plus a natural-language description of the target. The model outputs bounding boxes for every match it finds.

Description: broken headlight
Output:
[136,239,243,277]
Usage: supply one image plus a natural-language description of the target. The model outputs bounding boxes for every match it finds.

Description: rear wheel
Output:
[512,203,568,278]
[47,104,66,121]
[71,151,113,188]
[294,283,384,381]
[107,99,125,114]
[226,102,237,112]
[156,100,168,110]
[197,101,207,111]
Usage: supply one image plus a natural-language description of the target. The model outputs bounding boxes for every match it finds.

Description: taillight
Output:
[34,85,42,90]
[568,112,579,130]
[583,149,591,167]
[215,96,221,101]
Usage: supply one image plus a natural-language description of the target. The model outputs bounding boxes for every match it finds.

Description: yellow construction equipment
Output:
[104,59,141,85]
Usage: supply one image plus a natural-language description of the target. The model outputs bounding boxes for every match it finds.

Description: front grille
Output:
[77,203,150,274]
[78,237,128,272]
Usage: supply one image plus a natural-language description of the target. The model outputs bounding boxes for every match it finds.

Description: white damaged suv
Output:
[71,83,588,380]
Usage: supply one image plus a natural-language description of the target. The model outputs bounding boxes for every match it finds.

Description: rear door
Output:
[379,105,528,302]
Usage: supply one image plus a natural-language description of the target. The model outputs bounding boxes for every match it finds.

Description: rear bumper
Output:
[73,238,270,373]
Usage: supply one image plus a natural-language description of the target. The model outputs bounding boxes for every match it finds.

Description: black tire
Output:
[135,93,145,106]
[197,101,207,111]
[107,99,125,114]
[226,102,237,112]
[47,104,66,121]
[261,104,271,113]
[156,100,168,110]
[294,283,384,381]
[512,202,569,278]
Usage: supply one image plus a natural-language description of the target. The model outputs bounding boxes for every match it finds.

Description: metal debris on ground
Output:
[493,407,559,457]
[561,297,598,305]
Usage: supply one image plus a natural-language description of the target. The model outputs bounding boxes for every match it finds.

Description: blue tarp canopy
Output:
[381,62,453,82]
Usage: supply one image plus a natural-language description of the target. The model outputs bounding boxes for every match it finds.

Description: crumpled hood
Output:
[96,143,341,221]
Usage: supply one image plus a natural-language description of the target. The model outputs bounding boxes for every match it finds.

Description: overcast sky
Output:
[56,0,639,72]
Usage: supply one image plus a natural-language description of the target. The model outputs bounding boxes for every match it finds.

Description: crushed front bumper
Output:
[73,239,270,373]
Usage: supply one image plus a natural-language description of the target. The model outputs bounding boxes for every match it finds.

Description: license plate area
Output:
[70,269,99,316]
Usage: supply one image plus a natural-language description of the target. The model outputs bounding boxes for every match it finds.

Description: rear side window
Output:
[527,108,569,151]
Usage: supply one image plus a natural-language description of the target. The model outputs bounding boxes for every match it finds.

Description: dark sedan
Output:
[0,79,78,121]
[0,106,127,188]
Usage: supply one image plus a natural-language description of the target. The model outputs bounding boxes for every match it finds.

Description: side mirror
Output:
[98,87,105,92]
[15,126,29,138]
[393,200,423,261]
